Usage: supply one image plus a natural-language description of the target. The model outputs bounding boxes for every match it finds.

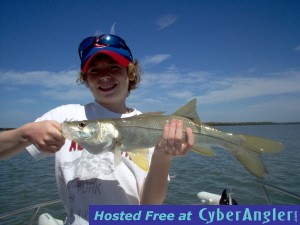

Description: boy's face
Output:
[86,55,129,107]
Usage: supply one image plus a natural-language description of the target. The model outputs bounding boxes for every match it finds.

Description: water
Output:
[1,124,299,224]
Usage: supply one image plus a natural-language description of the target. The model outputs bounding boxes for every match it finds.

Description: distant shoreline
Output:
[1,122,299,131]
[205,122,300,126]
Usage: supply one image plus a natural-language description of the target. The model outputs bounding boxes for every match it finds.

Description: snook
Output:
[61,99,283,178]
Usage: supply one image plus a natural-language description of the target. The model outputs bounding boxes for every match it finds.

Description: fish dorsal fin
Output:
[139,112,165,116]
[172,98,201,125]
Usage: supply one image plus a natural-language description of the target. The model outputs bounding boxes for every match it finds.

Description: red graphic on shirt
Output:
[69,141,84,152]
[68,142,132,161]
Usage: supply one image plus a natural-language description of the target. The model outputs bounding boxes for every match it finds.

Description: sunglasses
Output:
[78,34,133,61]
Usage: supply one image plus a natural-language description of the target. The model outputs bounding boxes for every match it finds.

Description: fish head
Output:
[61,120,99,140]
[61,120,118,154]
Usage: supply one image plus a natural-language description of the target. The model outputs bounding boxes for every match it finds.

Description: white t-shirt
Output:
[27,101,150,225]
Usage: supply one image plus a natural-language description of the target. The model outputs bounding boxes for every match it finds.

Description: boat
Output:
[37,213,63,225]
[197,188,238,205]
[0,199,63,225]
[0,179,299,224]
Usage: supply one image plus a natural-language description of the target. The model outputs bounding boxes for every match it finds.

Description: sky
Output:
[0,0,300,127]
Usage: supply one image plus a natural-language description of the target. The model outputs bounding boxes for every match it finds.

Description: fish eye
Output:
[78,122,86,128]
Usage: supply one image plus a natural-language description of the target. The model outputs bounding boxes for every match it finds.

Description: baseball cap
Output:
[78,34,133,72]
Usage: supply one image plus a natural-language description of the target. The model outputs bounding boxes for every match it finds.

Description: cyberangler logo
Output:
[198,207,298,224]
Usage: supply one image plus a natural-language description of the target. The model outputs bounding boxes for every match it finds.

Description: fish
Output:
[61,99,283,178]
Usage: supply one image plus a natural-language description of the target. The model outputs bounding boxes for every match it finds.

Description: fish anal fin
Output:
[172,98,201,125]
[127,148,150,172]
[192,145,215,157]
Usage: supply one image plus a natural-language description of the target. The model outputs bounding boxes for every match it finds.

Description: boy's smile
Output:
[98,84,117,92]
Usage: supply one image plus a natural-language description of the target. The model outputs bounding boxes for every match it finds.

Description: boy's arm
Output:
[140,119,194,204]
[0,121,65,160]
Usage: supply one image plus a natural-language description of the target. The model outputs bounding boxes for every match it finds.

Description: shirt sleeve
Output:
[27,144,51,160]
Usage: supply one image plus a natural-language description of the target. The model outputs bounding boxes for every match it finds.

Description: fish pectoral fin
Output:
[127,149,150,172]
[191,144,215,157]
[113,143,122,167]
[242,134,284,154]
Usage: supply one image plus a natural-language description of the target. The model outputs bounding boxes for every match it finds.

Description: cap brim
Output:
[81,48,131,72]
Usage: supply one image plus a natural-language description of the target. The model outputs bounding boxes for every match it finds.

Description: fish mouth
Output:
[98,84,117,92]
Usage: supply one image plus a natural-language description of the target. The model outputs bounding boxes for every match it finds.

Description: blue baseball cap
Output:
[79,34,133,72]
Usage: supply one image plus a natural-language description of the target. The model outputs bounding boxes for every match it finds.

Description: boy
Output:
[0,34,194,224]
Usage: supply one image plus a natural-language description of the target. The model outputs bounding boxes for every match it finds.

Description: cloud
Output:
[196,71,300,104]
[156,14,180,30]
[2,69,299,105]
[137,68,300,104]
[94,30,104,36]
[0,70,78,87]
[42,88,90,101]
[141,54,171,67]
[167,90,194,100]
[1,68,300,125]
[0,110,35,127]
[110,22,116,34]
[16,98,37,104]
[214,95,300,122]
[0,69,90,101]
[130,68,300,122]
[94,23,116,36]
[140,68,210,90]
[294,45,300,52]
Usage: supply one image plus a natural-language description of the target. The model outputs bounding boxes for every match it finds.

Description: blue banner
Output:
[89,205,299,224]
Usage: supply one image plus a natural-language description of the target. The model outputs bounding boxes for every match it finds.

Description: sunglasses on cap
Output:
[78,34,133,62]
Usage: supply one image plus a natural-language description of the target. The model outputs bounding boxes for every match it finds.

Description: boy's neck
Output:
[97,101,131,114]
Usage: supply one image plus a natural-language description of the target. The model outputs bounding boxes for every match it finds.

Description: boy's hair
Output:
[77,59,142,94]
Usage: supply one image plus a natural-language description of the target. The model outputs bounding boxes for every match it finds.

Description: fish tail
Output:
[232,135,283,178]
[242,134,284,154]
[232,147,268,179]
